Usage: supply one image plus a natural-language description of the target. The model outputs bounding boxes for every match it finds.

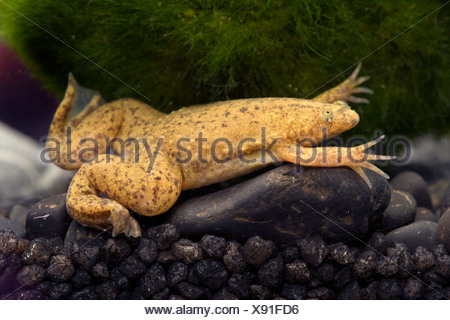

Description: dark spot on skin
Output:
[155,177,161,180]
[221,123,228,127]
[224,111,230,117]
[254,106,260,110]
[239,107,248,113]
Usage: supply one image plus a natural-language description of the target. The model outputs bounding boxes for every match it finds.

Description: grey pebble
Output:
[91,262,109,280]
[46,255,75,283]
[16,264,45,287]
[415,207,438,222]
[167,262,188,287]
[119,255,146,280]
[250,284,271,300]
[21,238,53,267]
[104,238,131,266]
[386,220,437,252]
[136,238,158,265]
[403,277,424,299]
[436,208,450,252]
[72,242,100,271]
[0,217,25,238]
[411,246,435,273]
[353,250,377,279]
[285,260,311,284]
[329,242,357,265]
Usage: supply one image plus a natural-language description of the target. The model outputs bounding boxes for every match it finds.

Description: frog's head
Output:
[287,100,360,145]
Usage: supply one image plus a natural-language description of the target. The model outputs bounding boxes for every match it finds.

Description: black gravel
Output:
[0,226,450,300]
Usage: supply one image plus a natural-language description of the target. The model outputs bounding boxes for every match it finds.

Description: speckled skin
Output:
[46,64,392,237]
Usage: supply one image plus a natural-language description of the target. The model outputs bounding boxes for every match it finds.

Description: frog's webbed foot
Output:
[347,135,395,189]
[313,63,373,104]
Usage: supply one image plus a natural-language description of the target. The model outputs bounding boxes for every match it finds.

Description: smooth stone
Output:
[439,185,450,216]
[436,208,450,253]
[26,194,72,239]
[390,171,432,209]
[64,220,106,245]
[386,221,437,252]
[0,122,73,210]
[8,205,29,228]
[415,207,438,223]
[167,165,391,246]
[0,216,26,238]
[382,190,416,232]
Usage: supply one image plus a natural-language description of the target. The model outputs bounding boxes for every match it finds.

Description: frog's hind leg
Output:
[312,63,373,104]
[66,152,183,237]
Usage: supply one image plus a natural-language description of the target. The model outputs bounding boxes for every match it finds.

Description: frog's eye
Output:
[321,110,334,122]
[336,100,349,106]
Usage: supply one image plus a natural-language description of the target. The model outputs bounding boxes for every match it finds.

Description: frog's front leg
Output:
[67,150,182,237]
[275,135,394,189]
[312,63,373,104]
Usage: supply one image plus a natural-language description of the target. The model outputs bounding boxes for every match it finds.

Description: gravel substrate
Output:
[0,224,449,300]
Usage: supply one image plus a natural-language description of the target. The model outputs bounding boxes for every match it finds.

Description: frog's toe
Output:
[107,204,141,237]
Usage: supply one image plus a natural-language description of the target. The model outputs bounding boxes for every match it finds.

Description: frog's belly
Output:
[181,151,279,190]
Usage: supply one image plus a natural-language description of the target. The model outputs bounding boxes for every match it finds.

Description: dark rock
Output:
[436,208,450,252]
[119,255,146,280]
[168,165,391,245]
[72,242,100,271]
[353,250,377,279]
[171,239,204,264]
[361,281,378,300]
[223,241,246,272]
[415,207,438,222]
[0,229,19,255]
[297,236,329,267]
[91,262,109,280]
[282,246,300,263]
[71,270,92,289]
[175,282,205,300]
[435,254,450,277]
[16,264,45,287]
[423,284,447,300]
[115,275,129,291]
[104,238,131,266]
[389,243,417,278]
[64,220,105,244]
[338,281,362,300]
[257,257,284,289]
[199,235,227,259]
[136,238,158,265]
[15,288,46,300]
[250,284,271,300]
[167,262,188,287]
[333,267,353,290]
[26,194,71,239]
[48,282,72,299]
[0,217,25,238]
[46,254,75,282]
[8,205,28,228]
[390,171,432,209]
[69,286,98,299]
[96,280,119,300]
[192,259,229,291]
[241,236,276,267]
[422,270,446,285]
[0,253,22,296]
[377,278,402,299]
[329,242,356,265]
[156,250,175,264]
[376,255,399,277]
[403,278,424,299]
[212,288,238,300]
[285,260,311,284]
[139,263,167,298]
[314,263,336,282]
[153,287,170,300]
[281,284,306,300]
[382,190,416,232]
[386,221,437,252]
[147,224,180,250]
[227,272,251,298]
[411,246,434,273]
[367,232,387,255]
[306,287,336,299]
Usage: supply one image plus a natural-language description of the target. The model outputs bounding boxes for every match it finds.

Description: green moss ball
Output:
[0,0,449,137]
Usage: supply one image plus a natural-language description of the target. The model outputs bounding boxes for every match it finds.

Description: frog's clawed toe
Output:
[107,205,142,237]
[348,135,396,189]
[342,63,373,104]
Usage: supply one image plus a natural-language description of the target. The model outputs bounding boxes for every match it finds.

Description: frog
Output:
[45,64,393,237]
